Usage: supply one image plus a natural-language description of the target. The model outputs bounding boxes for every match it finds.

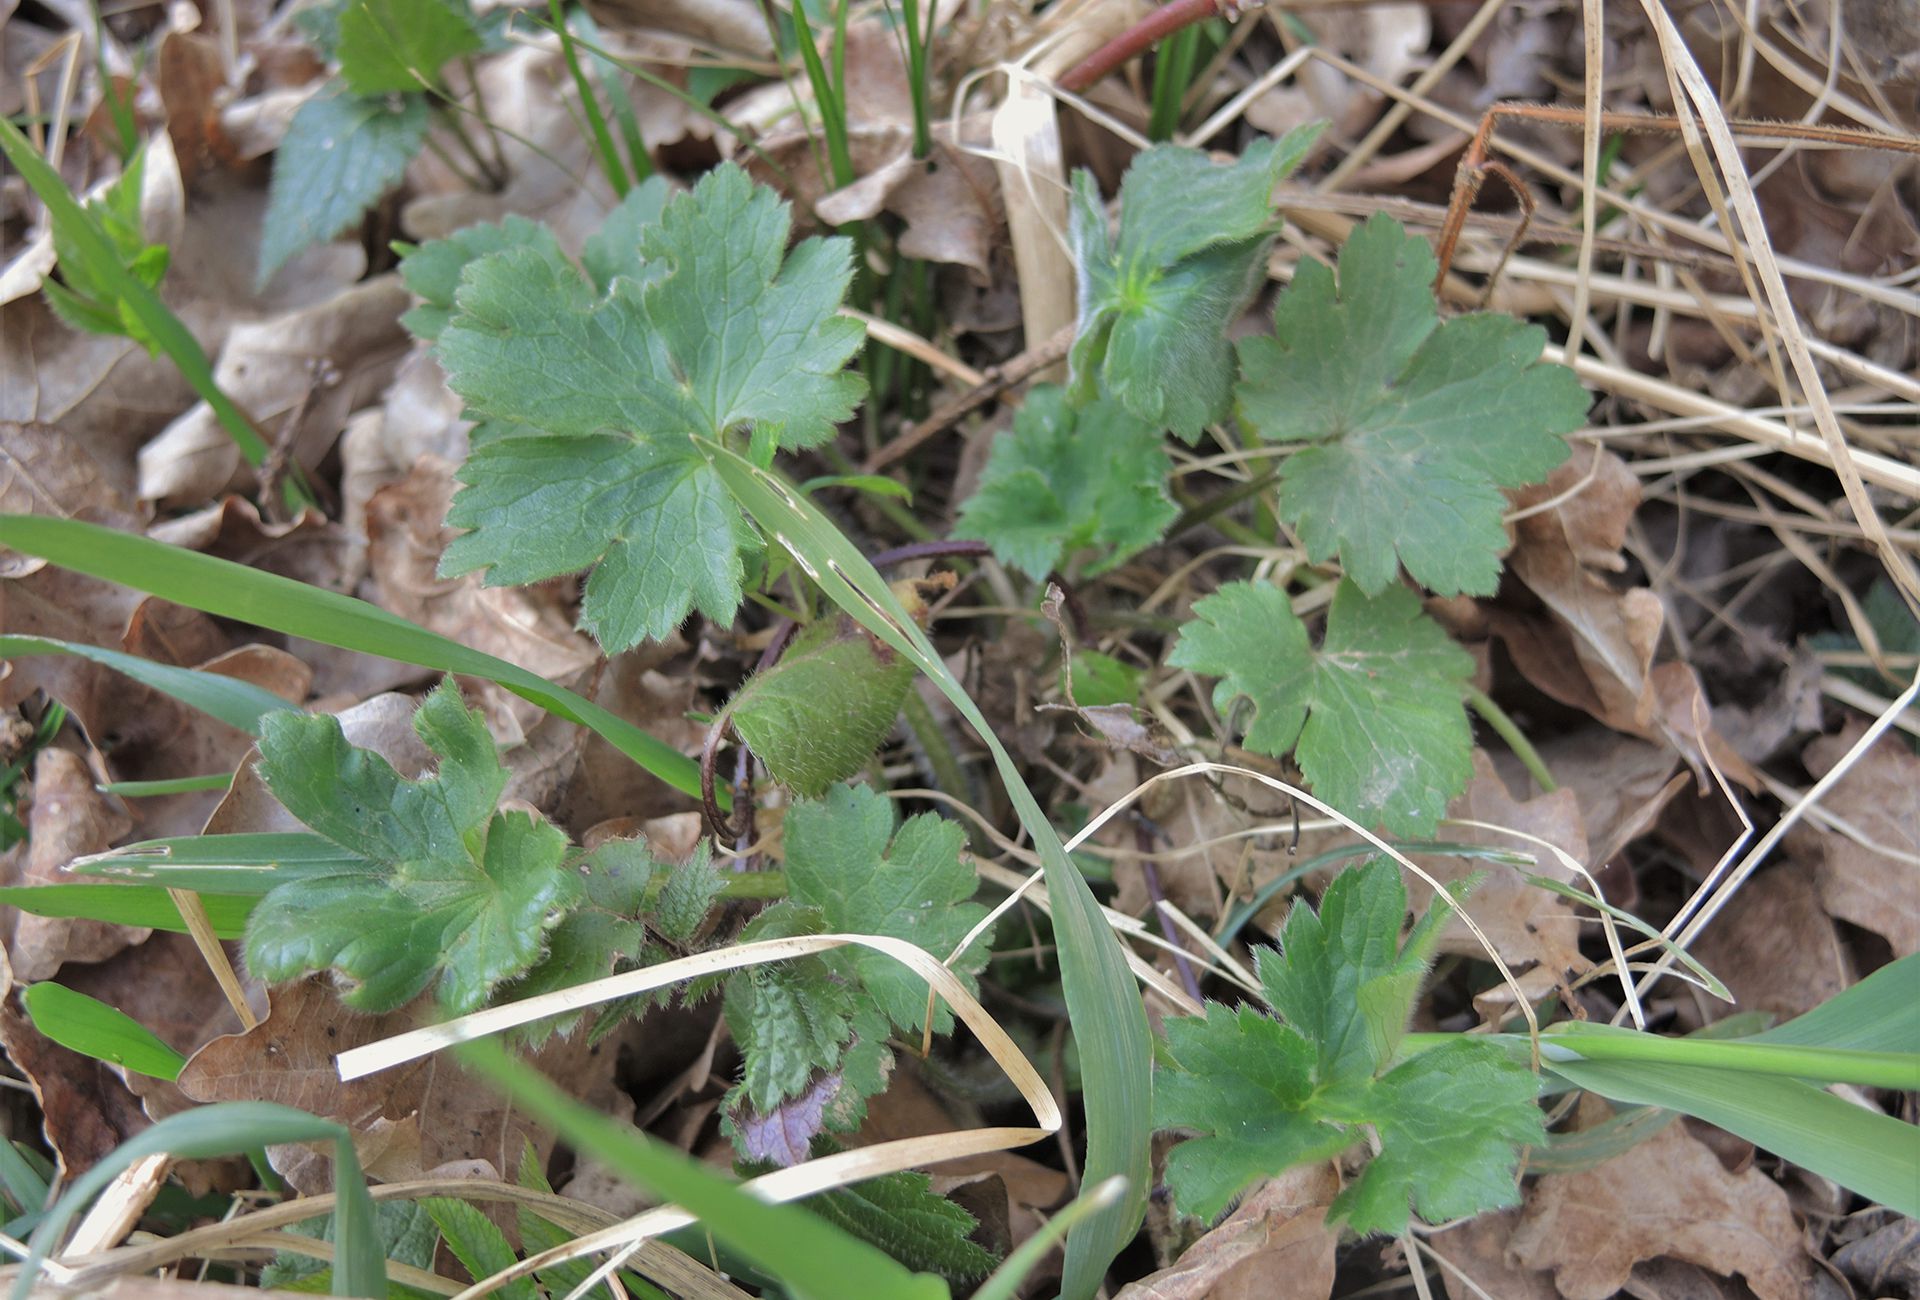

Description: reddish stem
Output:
[1058,0,1228,95]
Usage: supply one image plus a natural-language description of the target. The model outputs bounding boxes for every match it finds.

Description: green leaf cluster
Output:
[405,167,865,651]
[245,680,723,1018]
[262,0,485,283]
[955,386,1176,580]
[1237,211,1588,596]
[1169,579,1474,835]
[724,783,992,1151]
[39,146,171,349]
[1155,860,1544,1233]
[1069,128,1321,440]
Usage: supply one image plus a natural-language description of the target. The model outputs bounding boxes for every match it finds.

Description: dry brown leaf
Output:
[1687,863,1851,1026]
[1431,1208,1561,1300]
[4,748,142,980]
[1794,721,1920,957]
[1508,1116,1814,1300]
[177,975,432,1190]
[361,454,598,729]
[1496,448,1756,788]
[1115,1163,1339,1300]
[137,276,412,508]
[1410,751,1592,1008]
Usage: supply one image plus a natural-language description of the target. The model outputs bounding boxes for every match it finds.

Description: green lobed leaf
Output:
[1069,127,1321,440]
[729,618,915,797]
[1236,212,1588,595]
[398,215,561,341]
[260,89,429,285]
[335,0,481,94]
[1169,579,1475,834]
[783,783,992,1035]
[1155,861,1543,1232]
[430,165,864,650]
[246,680,578,1013]
[954,385,1176,578]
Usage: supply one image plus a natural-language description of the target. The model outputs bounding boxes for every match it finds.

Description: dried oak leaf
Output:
[1508,1116,1814,1300]
[4,748,141,980]
[1688,863,1851,1026]
[1114,1163,1340,1300]
[1793,721,1919,957]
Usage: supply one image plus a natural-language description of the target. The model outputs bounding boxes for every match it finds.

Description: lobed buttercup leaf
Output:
[1169,579,1474,835]
[1069,125,1321,441]
[1155,861,1544,1232]
[247,680,577,1014]
[1236,212,1588,596]
[954,385,1176,579]
[418,167,865,651]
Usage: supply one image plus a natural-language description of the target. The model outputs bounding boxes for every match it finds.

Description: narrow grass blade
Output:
[1542,1021,1919,1089]
[1747,952,1918,1052]
[0,515,710,804]
[697,439,1151,1299]
[67,832,368,893]
[21,983,188,1080]
[0,884,253,937]
[0,636,293,734]
[1546,1055,1919,1215]
[457,1039,947,1300]
[0,119,274,475]
[97,773,236,797]
[15,1103,383,1299]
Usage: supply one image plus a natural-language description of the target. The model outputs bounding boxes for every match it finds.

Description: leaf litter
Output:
[1,0,1917,1296]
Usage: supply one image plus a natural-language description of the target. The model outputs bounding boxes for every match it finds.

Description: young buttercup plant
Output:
[1155,859,1545,1233]
[405,168,865,651]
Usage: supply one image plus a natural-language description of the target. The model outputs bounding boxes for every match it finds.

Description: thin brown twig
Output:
[1433,101,1920,292]
[862,325,1076,473]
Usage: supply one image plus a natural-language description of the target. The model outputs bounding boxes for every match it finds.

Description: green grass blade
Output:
[67,832,369,893]
[0,884,254,937]
[21,983,188,1080]
[1547,1055,1920,1215]
[697,439,1150,1299]
[16,1103,383,1299]
[457,1039,947,1300]
[0,119,303,508]
[97,773,237,797]
[1748,953,1919,1052]
[0,635,293,735]
[0,515,711,805]
[1543,1022,1919,1089]
[548,0,629,197]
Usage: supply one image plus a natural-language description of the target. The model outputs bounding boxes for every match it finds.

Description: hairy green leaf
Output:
[804,1168,996,1283]
[730,618,914,797]
[1069,127,1320,440]
[1156,861,1543,1231]
[1236,212,1587,595]
[336,0,481,94]
[1170,579,1474,834]
[955,385,1176,578]
[247,680,577,1013]
[429,166,864,650]
[260,90,428,284]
